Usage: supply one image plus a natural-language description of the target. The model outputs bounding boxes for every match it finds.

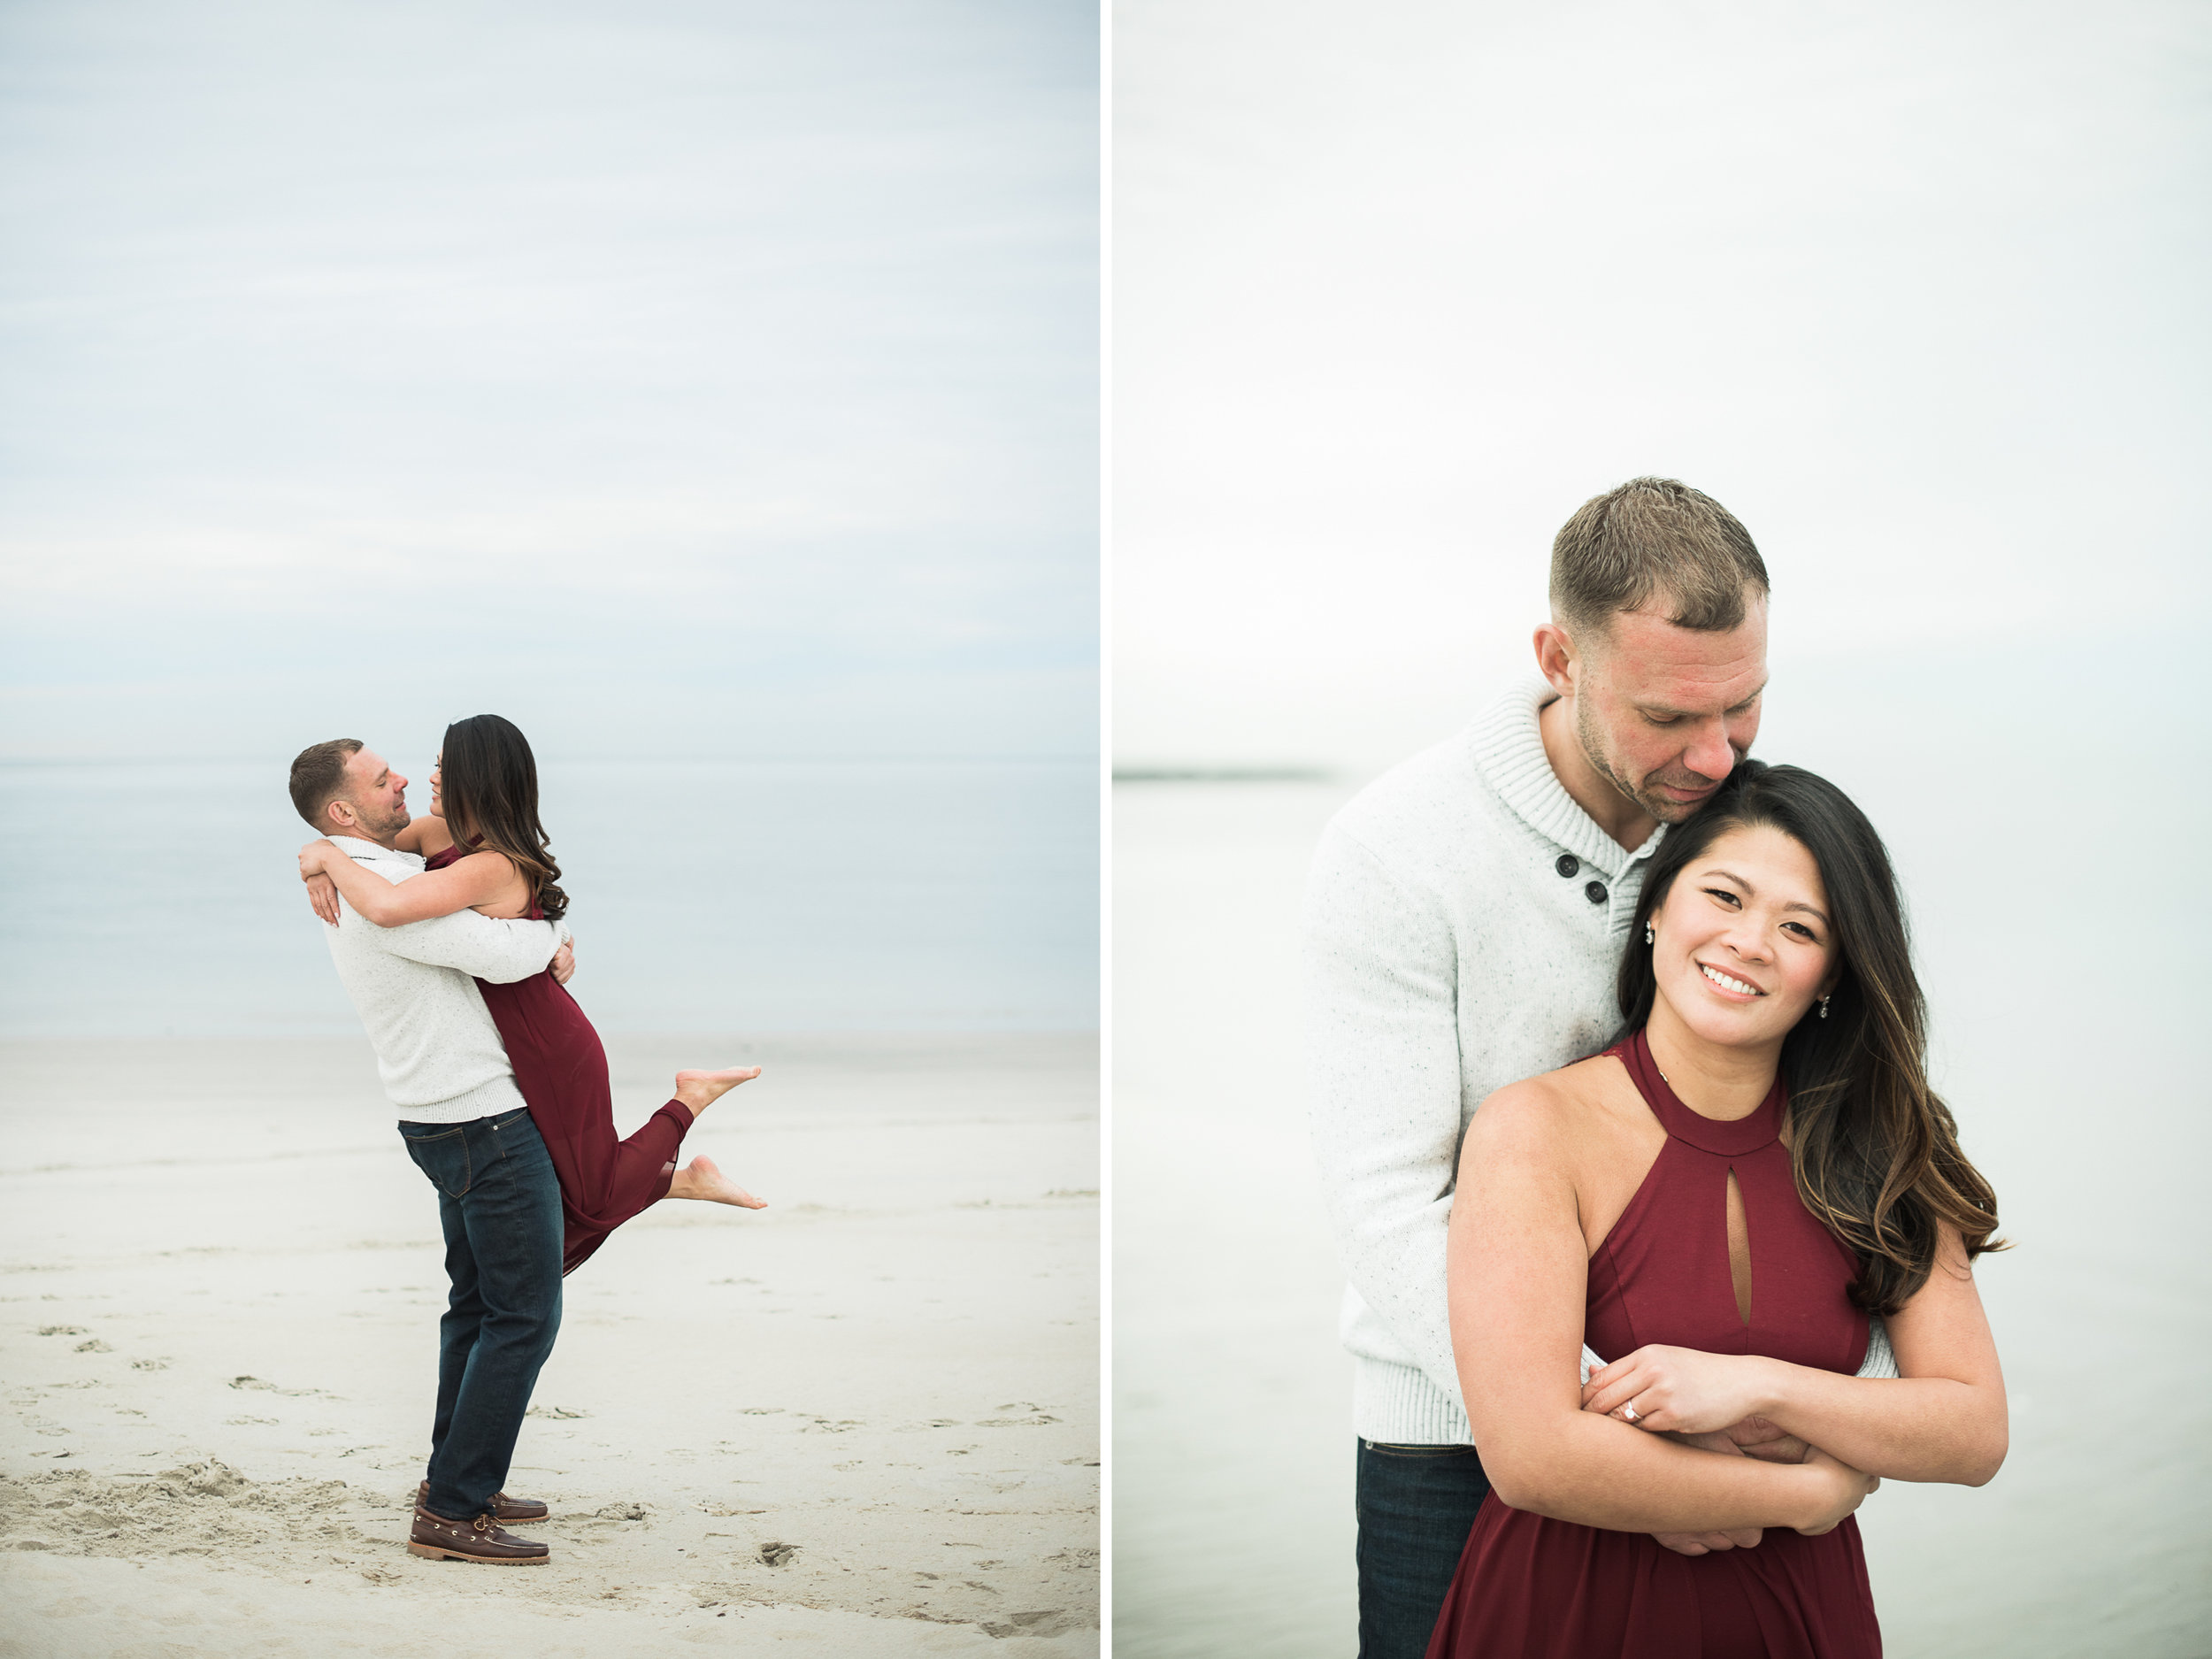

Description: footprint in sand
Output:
[757,1540,798,1567]
[981,1611,1082,1640]
[975,1404,1061,1427]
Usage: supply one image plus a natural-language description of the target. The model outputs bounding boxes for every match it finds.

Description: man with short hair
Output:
[1304,478,1786,1655]
[288,737,576,1565]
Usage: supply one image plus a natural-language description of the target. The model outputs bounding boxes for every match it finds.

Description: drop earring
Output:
[1644,925,1654,945]
[1818,995,1831,1019]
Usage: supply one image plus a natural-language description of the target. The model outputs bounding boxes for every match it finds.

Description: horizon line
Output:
[1112,764,1338,784]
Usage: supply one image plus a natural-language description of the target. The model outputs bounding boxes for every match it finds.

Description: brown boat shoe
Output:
[407,1502,549,1565]
[416,1479,549,1523]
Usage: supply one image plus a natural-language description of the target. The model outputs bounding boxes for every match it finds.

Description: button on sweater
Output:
[1302,682,1663,1446]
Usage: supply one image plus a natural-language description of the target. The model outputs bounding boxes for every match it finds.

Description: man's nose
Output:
[1683,722,1736,783]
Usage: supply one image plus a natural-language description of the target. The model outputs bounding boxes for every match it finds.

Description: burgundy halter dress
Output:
[1425,1029,1882,1659]
[428,844,693,1275]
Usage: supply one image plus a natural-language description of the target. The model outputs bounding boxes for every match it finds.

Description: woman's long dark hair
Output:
[439,714,567,922]
[1618,760,2003,1313]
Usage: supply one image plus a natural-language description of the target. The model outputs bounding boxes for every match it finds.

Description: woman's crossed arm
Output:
[299,838,518,928]
[1578,1226,2007,1487]
[1448,1082,1878,1538]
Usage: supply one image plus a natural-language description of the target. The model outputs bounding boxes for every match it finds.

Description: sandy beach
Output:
[0,1033,1098,1656]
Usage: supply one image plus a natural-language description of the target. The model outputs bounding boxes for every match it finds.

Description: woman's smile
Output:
[1695,961,1764,1000]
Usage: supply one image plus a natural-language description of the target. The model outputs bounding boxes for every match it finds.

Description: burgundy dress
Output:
[1425,1029,1882,1659]
[428,845,693,1276]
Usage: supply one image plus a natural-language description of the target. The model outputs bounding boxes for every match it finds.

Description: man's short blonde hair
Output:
[1550,477,1769,637]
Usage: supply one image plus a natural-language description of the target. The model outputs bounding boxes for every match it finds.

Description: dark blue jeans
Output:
[1356,1438,1494,1659]
[398,1107,564,1520]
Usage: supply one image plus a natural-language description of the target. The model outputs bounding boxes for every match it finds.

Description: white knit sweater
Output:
[319,836,571,1124]
[1303,684,1891,1448]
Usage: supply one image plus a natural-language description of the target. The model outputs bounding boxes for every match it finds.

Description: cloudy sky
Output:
[1115,0,2208,772]
[1,0,1098,764]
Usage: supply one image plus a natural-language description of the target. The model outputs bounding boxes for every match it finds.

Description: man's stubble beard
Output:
[352,797,412,841]
[1573,691,1708,828]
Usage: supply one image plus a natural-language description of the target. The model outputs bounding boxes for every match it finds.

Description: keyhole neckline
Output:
[1724,1164,1755,1327]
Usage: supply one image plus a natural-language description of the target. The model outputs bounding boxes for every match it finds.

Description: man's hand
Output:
[550,939,576,985]
[1722,1415,1814,1465]
[304,872,341,926]
[1644,1429,1765,1555]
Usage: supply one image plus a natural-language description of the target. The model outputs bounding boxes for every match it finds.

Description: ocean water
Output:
[0,757,1098,1037]
[1112,680,2212,1656]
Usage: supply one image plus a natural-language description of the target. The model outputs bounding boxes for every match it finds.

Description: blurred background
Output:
[0,0,1099,1037]
[1112,3,2210,1655]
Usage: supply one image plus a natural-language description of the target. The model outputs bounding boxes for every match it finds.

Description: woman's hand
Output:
[1581,1346,1774,1437]
[299,841,343,926]
[1793,1447,1879,1536]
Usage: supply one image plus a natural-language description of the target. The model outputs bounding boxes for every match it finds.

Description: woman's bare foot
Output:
[665,1155,766,1209]
[672,1065,761,1122]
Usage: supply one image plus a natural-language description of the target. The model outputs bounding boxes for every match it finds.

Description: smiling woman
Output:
[1618,764,2007,1317]
[1430,759,2008,1657]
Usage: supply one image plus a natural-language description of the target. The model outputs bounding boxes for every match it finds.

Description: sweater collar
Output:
[1466,680,1666,878]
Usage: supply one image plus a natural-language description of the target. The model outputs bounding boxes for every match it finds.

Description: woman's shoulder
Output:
[450,848,528,897]
[1485,1050,1622,1114]
[1469,1055,1625,1155]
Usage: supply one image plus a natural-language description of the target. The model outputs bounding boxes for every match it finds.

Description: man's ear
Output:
[1532,620,1579,695]
[323,795,359,835]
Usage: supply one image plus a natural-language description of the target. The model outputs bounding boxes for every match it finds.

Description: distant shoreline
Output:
[1112,765,1336,784]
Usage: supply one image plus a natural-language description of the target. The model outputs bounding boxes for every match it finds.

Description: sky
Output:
[0,0,1099,764]
[1114,0,2211,772]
